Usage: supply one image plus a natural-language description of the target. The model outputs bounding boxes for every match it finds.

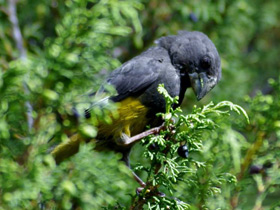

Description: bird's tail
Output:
[51,133,86,164]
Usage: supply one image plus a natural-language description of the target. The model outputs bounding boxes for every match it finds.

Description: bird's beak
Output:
[188,72,217,101]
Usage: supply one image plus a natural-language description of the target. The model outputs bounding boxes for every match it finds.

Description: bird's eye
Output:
[200,56,211,69]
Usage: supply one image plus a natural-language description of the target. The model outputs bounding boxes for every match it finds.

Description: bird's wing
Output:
[106,56,161,102]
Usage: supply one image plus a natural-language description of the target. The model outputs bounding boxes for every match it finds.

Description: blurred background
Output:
[0,0,279,209]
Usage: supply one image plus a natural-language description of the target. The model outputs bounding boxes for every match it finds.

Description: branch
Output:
[130,126,172,210]
[7,0,34,132]
[124,124,165,145]
[230,131,266,209]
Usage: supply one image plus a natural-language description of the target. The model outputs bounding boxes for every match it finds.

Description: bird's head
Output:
[157,31,221,101]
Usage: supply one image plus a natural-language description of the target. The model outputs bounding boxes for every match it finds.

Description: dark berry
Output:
[189,13,198,23]
[177,145,189,158]
[84,109,91,119]
[249,165,262,174]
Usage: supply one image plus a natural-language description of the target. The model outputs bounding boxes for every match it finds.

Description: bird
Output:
[51,31,221,185]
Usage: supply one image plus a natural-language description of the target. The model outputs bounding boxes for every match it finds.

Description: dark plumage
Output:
[104,31,221,120]
[110,30,220,104]
[51,31,221,177]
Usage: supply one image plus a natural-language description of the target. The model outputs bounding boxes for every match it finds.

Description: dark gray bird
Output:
[52,31,221,185]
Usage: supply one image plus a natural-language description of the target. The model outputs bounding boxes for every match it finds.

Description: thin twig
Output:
[238,131,266,181]
[230,131,266,209]
[130,125,173,210]
[124,124,165,145]
[7,0,34,132]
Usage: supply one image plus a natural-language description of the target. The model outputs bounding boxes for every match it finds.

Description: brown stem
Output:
[123,124,165,146]
[238,131,266,181]
[230,131,266,209]
[132,171,146,187]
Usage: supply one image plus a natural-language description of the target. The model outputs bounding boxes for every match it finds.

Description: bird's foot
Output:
[116,133,131,145]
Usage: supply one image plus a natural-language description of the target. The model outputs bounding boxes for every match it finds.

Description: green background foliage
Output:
[0,0,279,209]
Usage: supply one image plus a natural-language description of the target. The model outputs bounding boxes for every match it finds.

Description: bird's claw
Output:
[116,133,131,145]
